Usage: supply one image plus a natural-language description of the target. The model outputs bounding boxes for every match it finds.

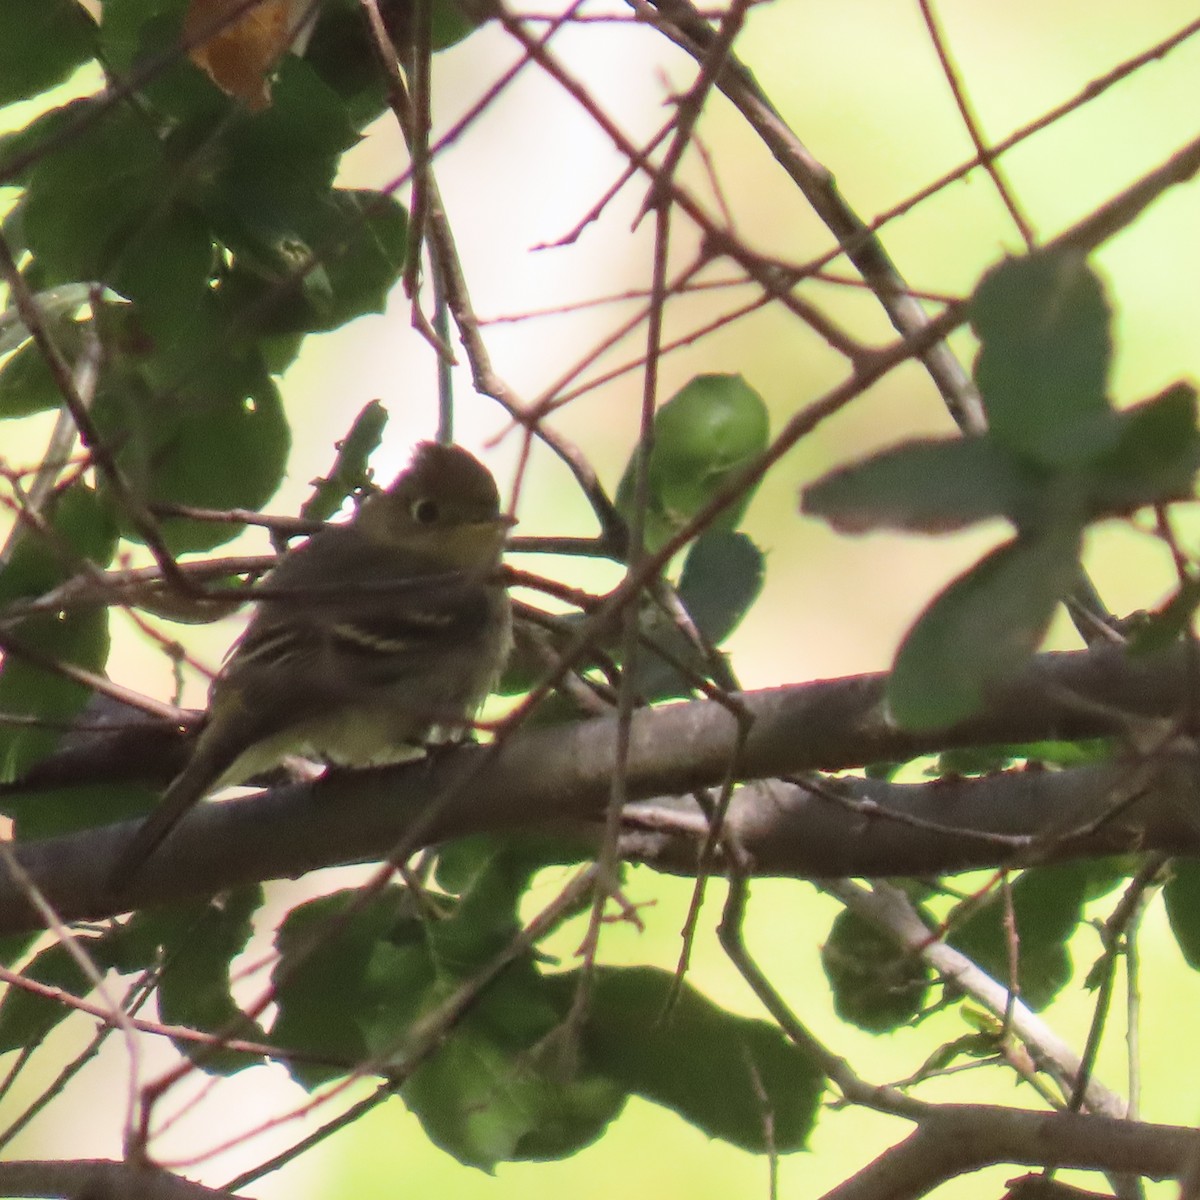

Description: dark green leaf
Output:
[618,374,769,553]
[425,837,590,984]
[215,189,407,335]
[3,778,160,841]
[1130,582,1200,656]
[94,906,188,976]
[109,206,215,334]
[938,738,1113,775]
[633,530,764,701]
[434,834,594,903]
[1084,383,1200,517]
[233,56,359,163]
[0,335,77,418]
[972,251,1116,467]
[0,101,95,188]
[863,760,903,781]
[950,862,1096,1010]
[272,887,425,1087]
[0,608,111,781]
[99,0,188,75]
[401,1028,538,1172]
[802,436,1033,534]
[202,58,357,238]
[101,0,227,122]
[96,368,290,554]
[678,529,765,644]
[1007,738,1115,769]
[888,522,1083,731]
[304,0,485,128]
[1164,861,1200,972]
[0,486,117,779]
[157,889,266,1074]
[822,909,930,1032]
[21,108,168,285]
[404,1026,623,1171]
[305,189,408,330]
[932,746,1017,776]
[578,965,823,1153]
[0,484,118,603]
[0,0,96,108]
[0,934,39,970]
[0,942,89,1054]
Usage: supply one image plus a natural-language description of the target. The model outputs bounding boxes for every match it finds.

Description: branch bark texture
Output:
[2,643,1196,931]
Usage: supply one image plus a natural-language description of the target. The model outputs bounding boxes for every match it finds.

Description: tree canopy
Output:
[1,3,1200,1200]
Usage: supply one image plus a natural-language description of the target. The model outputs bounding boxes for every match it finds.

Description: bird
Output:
[110,441,514,886]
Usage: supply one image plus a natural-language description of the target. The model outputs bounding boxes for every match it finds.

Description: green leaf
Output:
[950,862,1096,1010]
[0,484,118,603]
[93,906,186,976]
[1130,581,1200,656]
[304,0,485,127]
[0,284,97,358]
[0,334,78,418]
[578,965,823,1154]
[0,486,117,779]
[617,374,769,553]
[1164,861,1200,971]
[0,0,96,108]
[21,107,169,286]
[932,745,1017,776]
[424,837,589,993]
[202,58,357,237]
[216,188,408,335]
[822,909,930,1032]
[156,889,267,1074]
[0,609,111,781]
[802,437,1034,534]
[109,206,216,335]
[0,102,95,189]
[633,531,764,701]
[678,529,765,644]
[305,189,408,330]
[971,251,1116,467]
[404,1026,624,1171]
[404,1027,537,1171]
[1083,383,1200,517]
[99,0,188,75]
[887,521,1083,731]
[0,942,90,1054]
[936,738,1113,776]
[302,0,390,128]
[272,887,427,1087]
[96,367,290,554]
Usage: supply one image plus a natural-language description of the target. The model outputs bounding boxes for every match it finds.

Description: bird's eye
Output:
[411,497,440,524]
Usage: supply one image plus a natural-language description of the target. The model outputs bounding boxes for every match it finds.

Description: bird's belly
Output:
[214,707,427,792]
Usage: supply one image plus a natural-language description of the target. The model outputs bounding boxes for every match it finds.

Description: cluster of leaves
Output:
[804,249,1200,731]
[0,838,824,1171]
[806,248,1200,1053]
[0,0,414,780]
[822,860,1128,1037]
[0,0,788,1170]
[505,373,770,709]
[4,0,1200,1184]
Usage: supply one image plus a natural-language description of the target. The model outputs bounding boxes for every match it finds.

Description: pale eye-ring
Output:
[411,497,440,524]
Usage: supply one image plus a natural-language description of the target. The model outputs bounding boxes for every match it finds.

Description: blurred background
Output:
[5,0,1200,1195]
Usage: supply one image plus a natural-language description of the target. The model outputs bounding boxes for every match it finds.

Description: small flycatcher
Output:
[113,441,513,883]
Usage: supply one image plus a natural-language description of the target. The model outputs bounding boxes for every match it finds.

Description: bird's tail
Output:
[107,740,232,893]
